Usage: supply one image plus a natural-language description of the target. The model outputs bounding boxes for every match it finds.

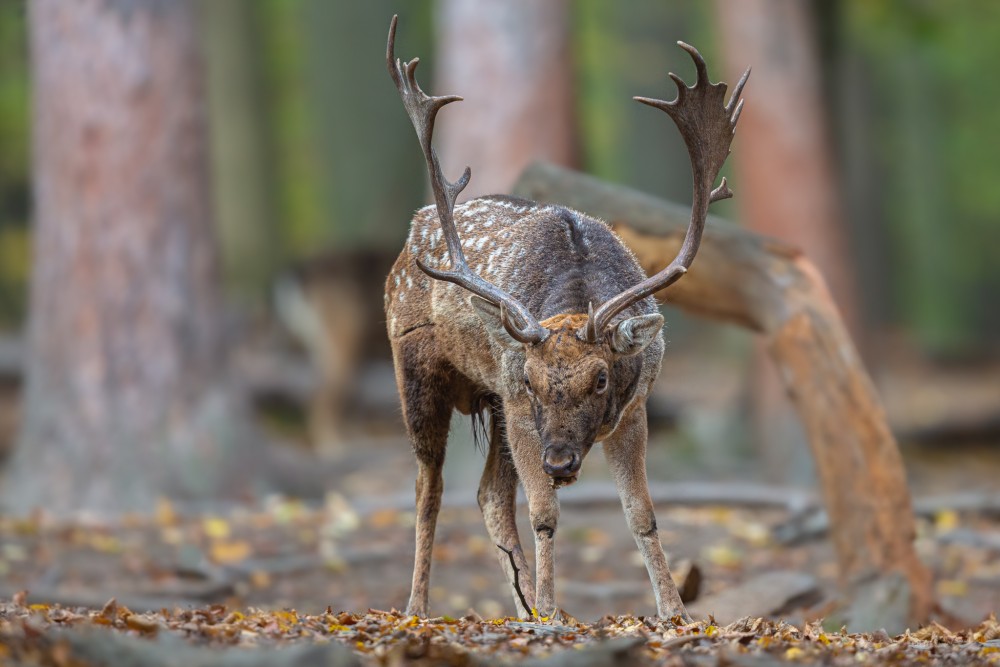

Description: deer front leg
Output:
[392,333,453,618]
[478,412,534,618]
[506,405,560,616]
[603,402,691,622]
[407,454,445,617]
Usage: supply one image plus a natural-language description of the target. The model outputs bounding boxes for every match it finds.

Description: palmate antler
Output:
[585,43,750,343]
[386,16,548,345]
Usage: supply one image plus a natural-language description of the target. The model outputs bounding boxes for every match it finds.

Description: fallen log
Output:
[5,626,361,667]
[775,492,1000,545]
[514,162,933,626]
[0,586,209,615]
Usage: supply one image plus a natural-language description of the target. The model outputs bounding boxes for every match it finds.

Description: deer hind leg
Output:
[603,402,691,622]
[392,331,453,618]
[478,401,534,618]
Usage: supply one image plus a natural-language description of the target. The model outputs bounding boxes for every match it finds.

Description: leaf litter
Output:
[0,493,998,664]
[2,595,1000,666]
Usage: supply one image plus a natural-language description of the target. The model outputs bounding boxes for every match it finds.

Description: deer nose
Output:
[542,448,580,478]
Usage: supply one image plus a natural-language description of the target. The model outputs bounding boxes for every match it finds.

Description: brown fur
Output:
[386,198,689,621]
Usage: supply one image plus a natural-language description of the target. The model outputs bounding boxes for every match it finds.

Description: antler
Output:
[585,42,749,343]
[386,16,547,345]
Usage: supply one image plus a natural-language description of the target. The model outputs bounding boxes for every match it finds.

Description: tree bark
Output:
[711,0,858,337]
[2,0,253,514]
[711,0,863,483]
[434,0,577,200]
[514,162,933,624]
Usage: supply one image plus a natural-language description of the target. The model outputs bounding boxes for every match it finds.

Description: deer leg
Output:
[392,333,453,618]
[506,406,560,616]
[407,452,445,617]
[603,402,691,622]
[478,406,534,618]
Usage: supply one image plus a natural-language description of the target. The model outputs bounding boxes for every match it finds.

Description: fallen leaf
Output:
[368,508,398,529]
[935,510,959,533]
[156,498,177,526]
[210,540,251,564]
[202,517,231,540]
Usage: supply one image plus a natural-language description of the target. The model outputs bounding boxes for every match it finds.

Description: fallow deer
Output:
[384,16,748,621]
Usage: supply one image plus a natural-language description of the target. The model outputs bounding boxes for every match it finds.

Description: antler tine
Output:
[678,41,710,84]
[586,42,749,342]
[727,66,751,116]
[386,16,547,345]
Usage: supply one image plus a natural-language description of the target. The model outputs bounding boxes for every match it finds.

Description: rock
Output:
[688,571,819,625]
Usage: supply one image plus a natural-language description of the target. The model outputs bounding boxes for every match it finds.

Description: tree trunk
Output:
[2,0,253,514]
[514,163,934,626]
[434,0,577,200]
[711,0,862,483]
[711,0,858,336]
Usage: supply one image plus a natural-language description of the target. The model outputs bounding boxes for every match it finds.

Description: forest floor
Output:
[2,333,999,665]
[0,432,998,666]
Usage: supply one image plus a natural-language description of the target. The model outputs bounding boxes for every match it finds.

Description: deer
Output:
[384,15,748,621]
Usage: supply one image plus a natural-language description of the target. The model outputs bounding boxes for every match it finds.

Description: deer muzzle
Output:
[542,447,581,479]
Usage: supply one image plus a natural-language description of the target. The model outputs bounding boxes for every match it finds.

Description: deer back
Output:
[385,195,661,396]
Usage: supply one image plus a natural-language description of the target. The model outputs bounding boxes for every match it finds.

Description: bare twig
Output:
[497,544,531,616]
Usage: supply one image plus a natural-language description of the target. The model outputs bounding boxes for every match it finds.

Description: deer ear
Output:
[470,296,523,350]
[609,313,663,356]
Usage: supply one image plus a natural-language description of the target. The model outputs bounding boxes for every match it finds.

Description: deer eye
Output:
[595,370,609,394]
[524,375,534,396]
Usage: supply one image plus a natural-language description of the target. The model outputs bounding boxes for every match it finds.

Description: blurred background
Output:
[0,0,997,623]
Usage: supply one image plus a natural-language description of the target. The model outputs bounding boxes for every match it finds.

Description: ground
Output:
[1,329,999,665]
[2,601,1000,666]
[0,431,998,665]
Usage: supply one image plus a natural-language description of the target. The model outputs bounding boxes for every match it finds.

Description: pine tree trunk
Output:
[2,0,250,514]
[434,0,578,200]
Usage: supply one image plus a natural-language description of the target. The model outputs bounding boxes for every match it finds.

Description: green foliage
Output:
[254,0,328,258]
[0,0,995,349]
[0,1,28,327]
[298,0,431,251]
[846,0,1000,351]
[574,1,735,218]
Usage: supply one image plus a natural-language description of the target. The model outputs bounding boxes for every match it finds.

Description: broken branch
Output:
[497,544,532,617]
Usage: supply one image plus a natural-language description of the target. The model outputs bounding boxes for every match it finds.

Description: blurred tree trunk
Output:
[712,0,861,483]
[434,0,578,200]
[2,0,254,514]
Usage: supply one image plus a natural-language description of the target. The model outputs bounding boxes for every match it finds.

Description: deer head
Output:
[471,299,663,484]
[387,16,747,485]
